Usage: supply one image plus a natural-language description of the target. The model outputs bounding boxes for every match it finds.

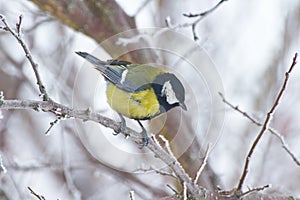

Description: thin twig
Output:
[166,184,179,195]
[183,182,188,200]
[166,0,227,41]
[129,190,135,200]
[236,53,298,193]
[28,187,46,200]
[240,184,271,198]
[0,15,50,101]
[134,166,177,179]
[0,154,7,174]
[219,92,300,166]
[194,144,211,184]
[183,0,228,18]
[16,14,23,36]
[154,135,206,197]
[44,118,60,135]
[61,132,82,200]
[158,135,176,158]
[134,0,153,16]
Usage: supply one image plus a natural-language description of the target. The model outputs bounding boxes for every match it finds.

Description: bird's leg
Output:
[137,120,149,147]
[114,113,127,136]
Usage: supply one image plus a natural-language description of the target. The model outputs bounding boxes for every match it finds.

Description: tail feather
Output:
[76,51,124,86]
[75,51,106,67]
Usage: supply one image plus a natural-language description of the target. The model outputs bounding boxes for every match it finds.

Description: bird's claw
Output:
[113,120,126,135]
[138,136,149,149]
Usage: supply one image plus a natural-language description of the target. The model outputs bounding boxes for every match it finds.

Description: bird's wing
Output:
[76,52,133,91]
[76,52,166,92]
[106,63,168,92]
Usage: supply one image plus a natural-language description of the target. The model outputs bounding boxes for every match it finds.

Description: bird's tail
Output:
[75,51,107,71]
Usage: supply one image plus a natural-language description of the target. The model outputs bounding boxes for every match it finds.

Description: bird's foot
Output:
[138,137,149,148]
[113,121,126,135]
[138,129,149,148]
[113,113,126,135]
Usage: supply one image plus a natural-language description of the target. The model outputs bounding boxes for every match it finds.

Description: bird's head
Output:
[152,73,187,113]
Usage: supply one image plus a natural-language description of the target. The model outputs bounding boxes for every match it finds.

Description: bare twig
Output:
[134,0,153,16]
[219,92,300,166]
[235,53,298,193]
[183,182,188,200]
[134,166,177,179]
[0,154,7,174]
[154,135,205,196]
[166,184,179,195]
[0,15,50,101]
[44,118,60,135]
[129,190,135,200]
[16,14,23,36]
[0,91,4,102]
[183,0,227,18]
[240,184,271,198]
[153,169,177,179]
[61,132,82,200]
[25,18,54,33]
[158,135,176,158]
[166,0,227,41]
[194,144,211,184]
[28,187,46,200]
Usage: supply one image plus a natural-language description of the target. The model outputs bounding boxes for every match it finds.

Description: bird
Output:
[76,51,187,146]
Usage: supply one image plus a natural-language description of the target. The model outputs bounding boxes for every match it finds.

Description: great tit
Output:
[76,52,187,146]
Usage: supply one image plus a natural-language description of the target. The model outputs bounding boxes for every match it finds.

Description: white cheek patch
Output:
[120,69,128,84]
[161,80,179,104]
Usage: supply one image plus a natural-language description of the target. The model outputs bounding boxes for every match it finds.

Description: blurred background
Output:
[0,0,300,199]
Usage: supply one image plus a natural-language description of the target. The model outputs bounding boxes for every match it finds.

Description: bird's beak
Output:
[180,102,187,111]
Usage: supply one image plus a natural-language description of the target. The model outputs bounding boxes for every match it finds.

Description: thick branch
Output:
[27,0,154,62]
[0,99,205,198]
[28,0,135,43]
[27,0,145,62]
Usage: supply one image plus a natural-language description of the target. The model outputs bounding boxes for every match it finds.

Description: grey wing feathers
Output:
[108,59,132,66]
[76,51,136,92]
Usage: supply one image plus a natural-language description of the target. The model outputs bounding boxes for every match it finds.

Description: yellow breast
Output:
[106,83,160,120]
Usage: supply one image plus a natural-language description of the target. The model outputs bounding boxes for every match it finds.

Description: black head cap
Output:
[152,73,187,113]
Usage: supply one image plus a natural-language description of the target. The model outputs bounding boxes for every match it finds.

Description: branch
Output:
[0,154,7,174]
[129,190,135,200]
[0,15,50,101]
[240,184,271,198]
[236,53,298,194]
[28,187,46,200]
[219,92,300,166]
[166,0,227,41]
[61,132,82,200]
[28,0,135,43]
[134,0,153,16]
[0,99,205,198]
[194,144,211,184]
[27,0,153,63]
[183,0,227,18]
